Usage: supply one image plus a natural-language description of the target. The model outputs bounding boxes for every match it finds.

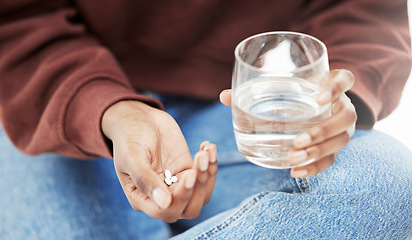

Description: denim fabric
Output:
[1,96,411,239]
[164,96,412,240]
[173,130,412,240]
[0,131,170,240]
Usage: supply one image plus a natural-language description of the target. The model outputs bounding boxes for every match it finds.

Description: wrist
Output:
[102,100,154,140]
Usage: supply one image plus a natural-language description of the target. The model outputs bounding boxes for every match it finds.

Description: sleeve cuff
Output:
[64,78,162,159]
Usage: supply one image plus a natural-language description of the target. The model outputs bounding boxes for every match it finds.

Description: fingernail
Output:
[199,153,209,171]
[222,89,231,95]
[291,169,308,178]
[152,187,171,209]
[210,153,217,163]
[205,146,217,163]
[317,90,332,104]
[185,172,196,189]
[294,133,311,148]
[200,141,210,151]
[290,150,307,162]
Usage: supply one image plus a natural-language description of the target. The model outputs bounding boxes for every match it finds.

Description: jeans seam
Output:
[192,191,269,240]
[296,177,310,193]
[304,178,310,193]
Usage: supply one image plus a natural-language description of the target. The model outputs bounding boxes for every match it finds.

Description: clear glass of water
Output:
[232,31,331,169]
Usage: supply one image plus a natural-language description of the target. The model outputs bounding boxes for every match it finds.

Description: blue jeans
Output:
[1,96,411,239]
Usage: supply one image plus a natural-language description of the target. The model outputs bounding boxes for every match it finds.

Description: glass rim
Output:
[234,31,328,74]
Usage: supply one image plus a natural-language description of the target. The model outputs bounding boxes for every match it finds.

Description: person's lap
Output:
[1,96,411,239]
[173,128,412,239]
[0,129,170,240]
[165,96,412,239]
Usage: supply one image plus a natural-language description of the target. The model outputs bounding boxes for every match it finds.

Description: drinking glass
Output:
[232,31,331,169]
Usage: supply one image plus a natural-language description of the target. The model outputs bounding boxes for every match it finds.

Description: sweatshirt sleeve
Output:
[0,6,161,159]
[289,0,412,128]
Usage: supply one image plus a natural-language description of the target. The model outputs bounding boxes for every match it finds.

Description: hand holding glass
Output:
[232,31,331,169]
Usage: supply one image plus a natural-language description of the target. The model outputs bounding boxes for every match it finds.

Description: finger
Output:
[203,142,217,164]
[173,169,197,200]
[290,153,336,178]
[200,140,210,151]
[294,95,356,149]
[290,131,350,166]
[116,170,169,220]
[202,142,218,204]
[219,89,232,107]
[130,168,198,223]
[115,171,145,212]
[193,151,210,183]
[159,170,197,222]
[127,161,172,209]
[181,152,209,219]
[317,69,355,105]
[181,143,218,218]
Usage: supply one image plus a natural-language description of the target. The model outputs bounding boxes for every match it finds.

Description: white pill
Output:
[164,169,178,186]
[165,170,172,178]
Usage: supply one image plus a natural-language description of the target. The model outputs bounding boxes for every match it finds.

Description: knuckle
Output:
[306,146,321,159]
[305,164,319,177]
[345,108,357,123]
[198,172,209,184]
[309,154,336,176]
[162,216,178,223]
[342,131,351,145]
[329,153,337,164]
[208,163,218,175]
[159,210,179,223]
[322,154,336,171]
[132,175,147,193]
[164,216,179,223]
[203,197,211,206]
[311,126,328,143]
[180,194,192,203]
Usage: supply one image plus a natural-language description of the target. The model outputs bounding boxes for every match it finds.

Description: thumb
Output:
[219,89,232,107]
[131,164,172,209]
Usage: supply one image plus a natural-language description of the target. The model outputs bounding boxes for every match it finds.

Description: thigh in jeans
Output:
[173,129,412,239]
[0,127,170,240]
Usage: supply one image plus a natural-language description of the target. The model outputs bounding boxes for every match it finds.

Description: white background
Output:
[373,1,412,150]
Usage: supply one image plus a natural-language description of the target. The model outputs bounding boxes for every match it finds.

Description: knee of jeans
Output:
[309,130,412,195]
[349,129,412,174]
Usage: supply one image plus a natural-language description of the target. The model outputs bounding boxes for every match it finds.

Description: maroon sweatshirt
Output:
[0,0,411,159]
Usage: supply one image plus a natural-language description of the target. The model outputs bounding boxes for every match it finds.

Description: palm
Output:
[111,107,194,209]
[103,100,217,221]
[150,110,193,173]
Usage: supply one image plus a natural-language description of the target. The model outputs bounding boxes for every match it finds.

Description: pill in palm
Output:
[164,169,178,186]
